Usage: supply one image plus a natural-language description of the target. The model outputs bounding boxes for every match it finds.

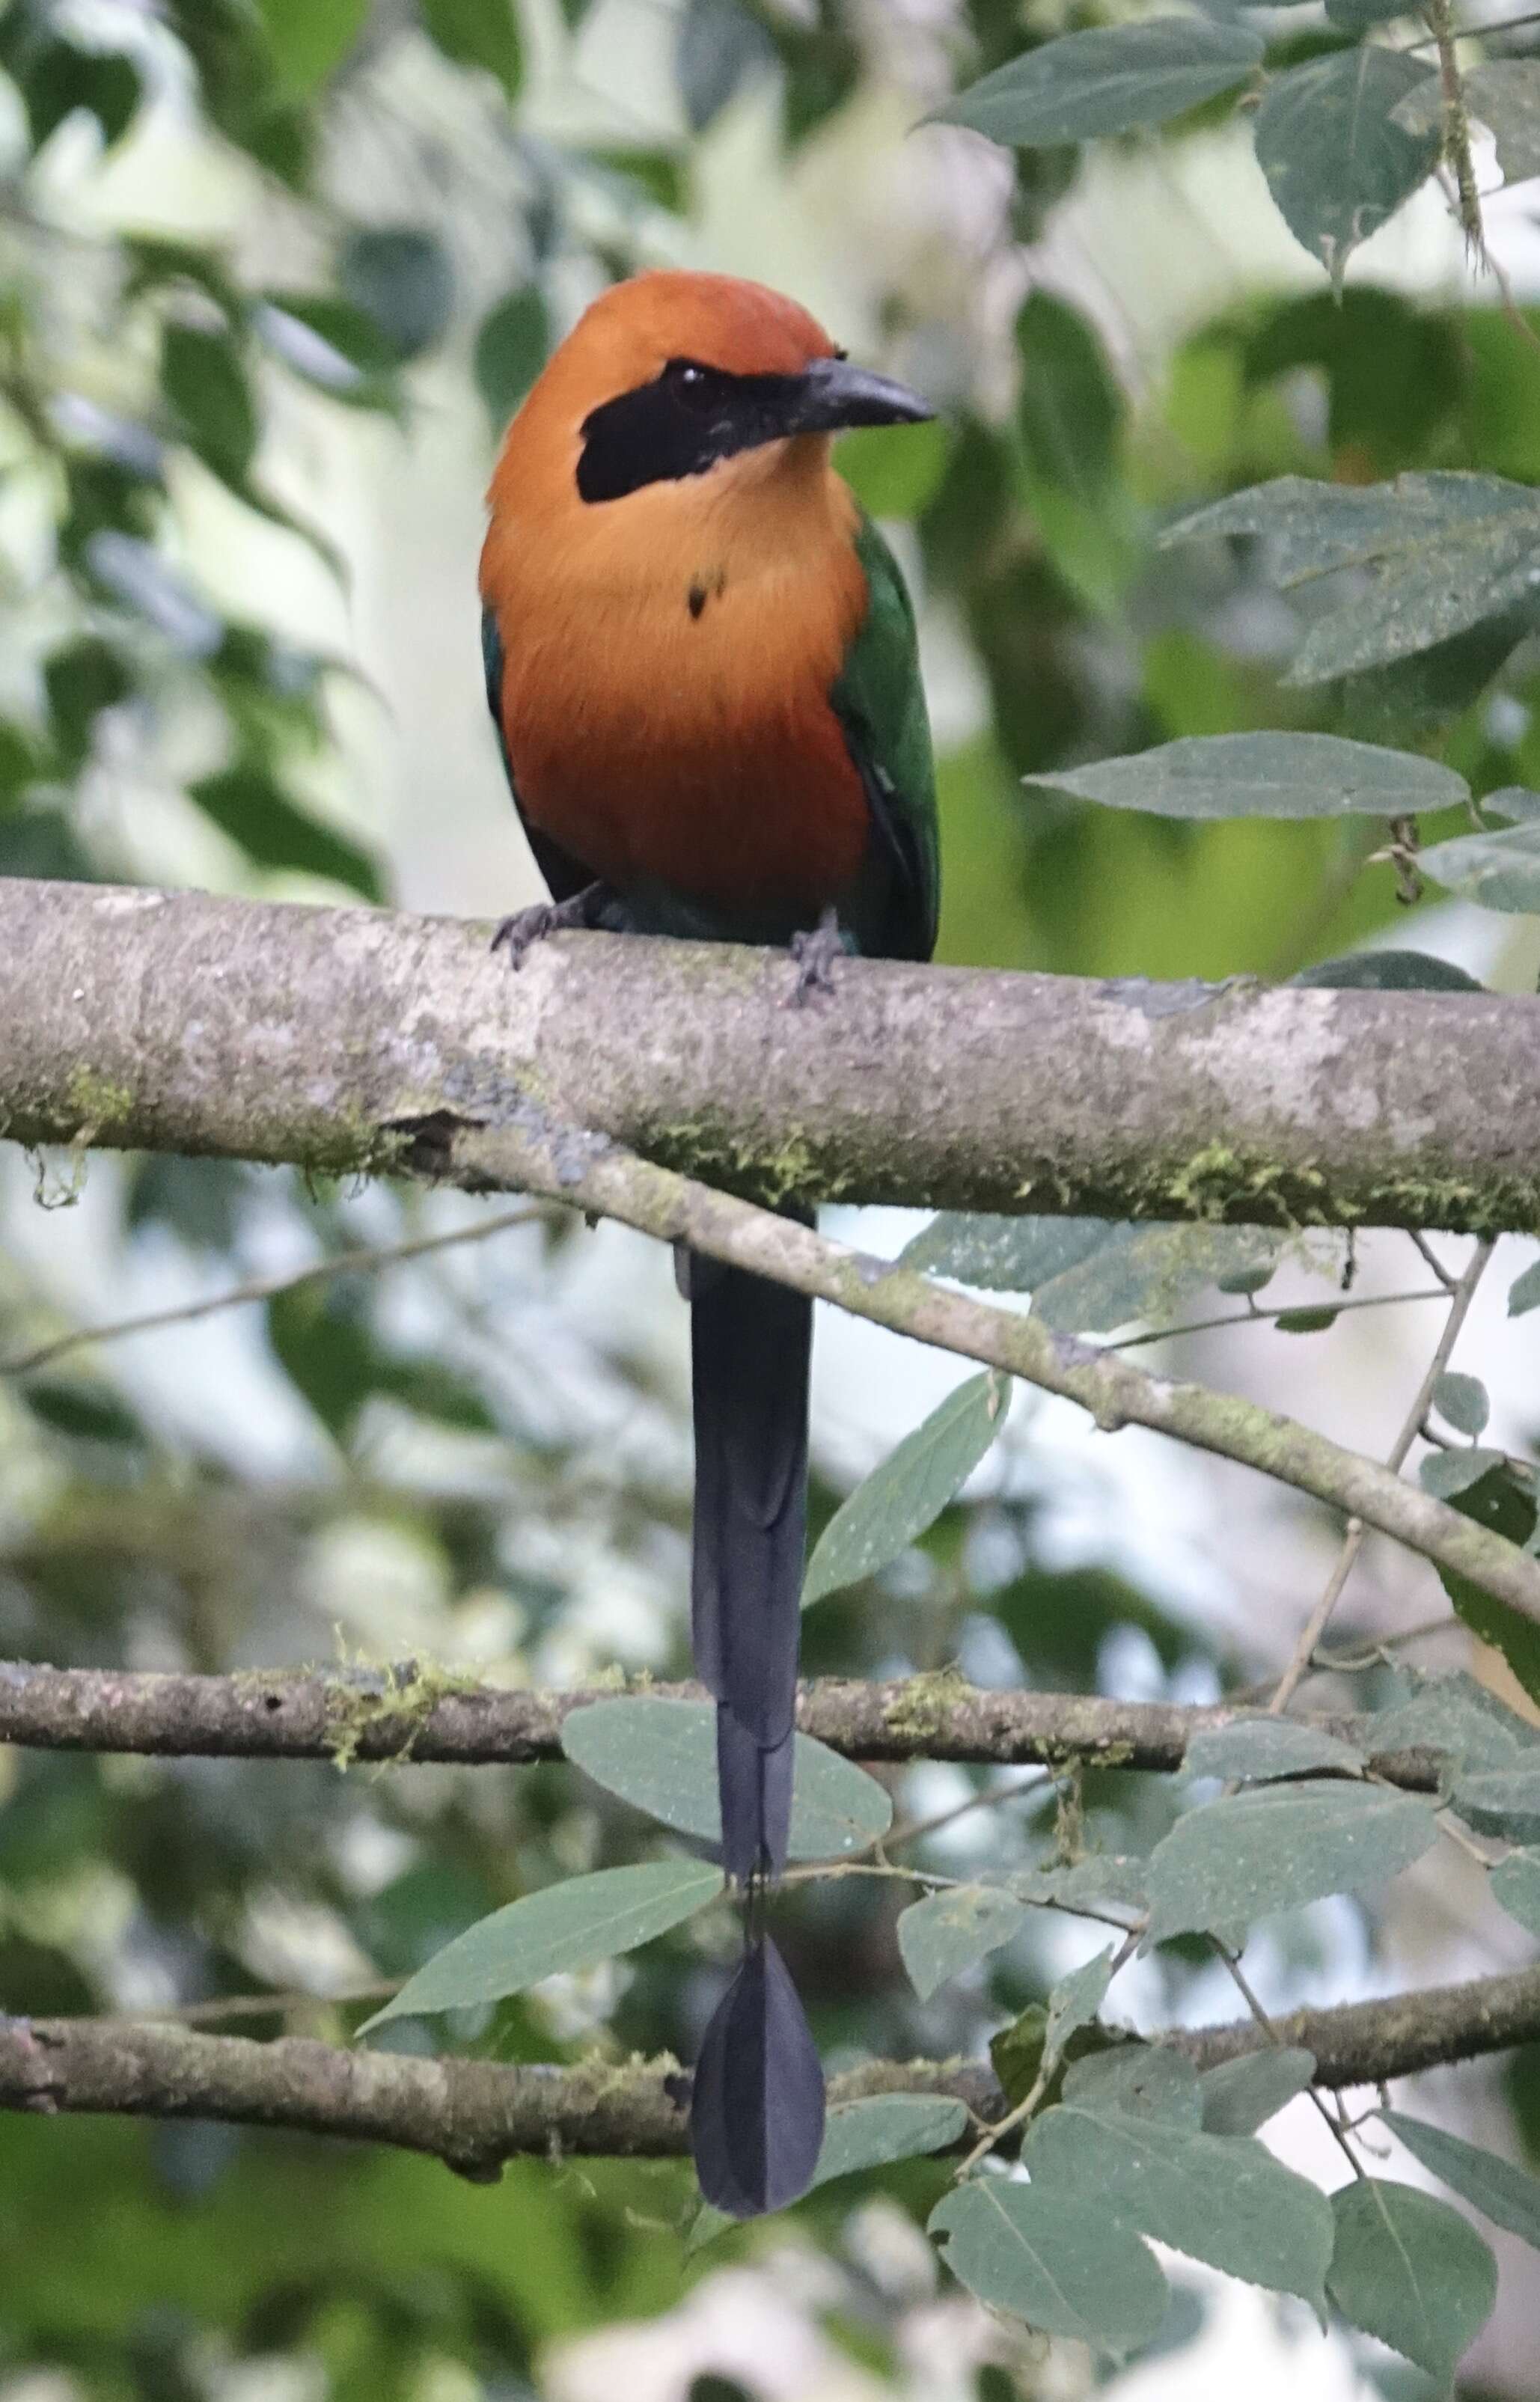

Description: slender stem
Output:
[1106,1286,1448,1355]
[1268,1240,1495,1712]
[1408,1231,1457,1292]
[0,1205,552,1380]
[1209,1939,1364,2178]
[1425,0,1485,252]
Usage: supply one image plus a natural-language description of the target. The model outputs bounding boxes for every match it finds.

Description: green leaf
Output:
[1024,2103,1333,2310]
[1253,50,1440,289]
[1431,1466,1540,1713]
[420,0,522,96]
[1185,1717,1365,1784]
[1164,472,1540,684]
[1365,1672,1531,1773]
[25,1381,144,1447]
[559,1697,891,1861]
[1294,950,1485,994]
[935,19,1263,148]
[1325,0,1419,25]
[1146,1782,1438,1943]
[1382,2110,1540,2250]
[898,1886,1027,2002]
[1200,2047,1316,2136]
[1012,1854,1149,1916]
[904,1214,1283,1333]
[688,2091,968,2249]
[801,1371,1009,1607]
[930,2179,1170,2359]
[1452,1764,1540,1842]
[1418,1447,1509,1501]
[1043,1948,1113,2076]
[676,0,773,132]
[161,325,258,483]
[474,288,550,426]
[1275,1307,1339,1335]
[1509,1259,1540,1318]
[1327,2180,1497,2380]
[359,1859,724,2030]
[1433,1373,1490,1437]
[1466,61,1540,186]
[44,638,131,772]
[1420,816,1540,916]
[1063,2044,1201,2125]
[340,228,454,362]
[1022,733,1467,822]
[188,765,381,899]
[1490,1848,1540,1939]
[259,0,368,92]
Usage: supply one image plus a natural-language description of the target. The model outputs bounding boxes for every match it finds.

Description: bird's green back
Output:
[828,508,940,964]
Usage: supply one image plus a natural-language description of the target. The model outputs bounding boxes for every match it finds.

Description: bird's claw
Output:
[786,908,843,1009]
[491,881,605,971]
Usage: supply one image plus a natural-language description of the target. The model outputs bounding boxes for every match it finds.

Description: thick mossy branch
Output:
[4,1966,1538,2175]
[0,1661,1446,1788]
[7,877,1540,1229]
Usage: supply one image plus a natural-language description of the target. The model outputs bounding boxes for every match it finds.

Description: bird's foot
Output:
[786,906,844,1009]
[492,881,606,971]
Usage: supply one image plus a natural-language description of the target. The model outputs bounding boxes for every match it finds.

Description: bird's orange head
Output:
[486,269,932,525]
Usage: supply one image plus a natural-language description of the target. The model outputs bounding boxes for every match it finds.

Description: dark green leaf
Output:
[688,2091,968,2249]
[1382,2110,1540,2249]
[1324,0,1417,25]
[474,287,550,426]
[897,1886,1027,2002]
[1200,2047,1316,2136]
[931,2179,1170,2359]
[1490,1848,1540,1938]
[1024,732,1467,821]
[1434,1373,1490,1437]
[1146,1782,1438,1942]
[1327,2180,1497,2379]
[935,19,1263,147]
[1253,50,1440,288]
[1293,951,1484,992]
[360,1859,724,2029]
[1275,1307,1339,1334]
[162,324,258,483]
[25,1381,144,1446]
[340,228,454,362]
[1364,1672,1531,1773]
[1509,1259,1540,1318]
[19,38,142,150]
[189,765,381,898]
[1013,1854,1149,1916]
[1043,1948,1113,2075]
[801,1370,1009,1606]
[559,1697,892,1860]
[1452,1764,1540,1842]
[44,638,130,771]
[1432,1466,1540,1712]
[419,0,522,96]
[1185,1717,1365,1783]
[1024,2102,1333,2308]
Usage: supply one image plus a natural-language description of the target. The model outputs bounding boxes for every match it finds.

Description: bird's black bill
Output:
[691,1935,827,2217]
[578,352,934,502]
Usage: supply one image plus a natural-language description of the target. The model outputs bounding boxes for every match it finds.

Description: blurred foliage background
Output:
[4,0,1540,2396]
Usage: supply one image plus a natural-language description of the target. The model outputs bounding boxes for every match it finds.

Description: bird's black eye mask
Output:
[576,351,932,504]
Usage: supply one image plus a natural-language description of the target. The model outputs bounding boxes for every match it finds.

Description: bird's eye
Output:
[665,358,718,409]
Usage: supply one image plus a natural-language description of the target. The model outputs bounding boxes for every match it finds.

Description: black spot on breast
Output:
[688,581,707,620]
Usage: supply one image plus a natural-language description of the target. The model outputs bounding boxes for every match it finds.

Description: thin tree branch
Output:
[1268,1239,1495,1711]
[7,877,1540,1233]
[0,1660,1453,1784]
[1,1205,551,1379]
[4,1965,1539,2175]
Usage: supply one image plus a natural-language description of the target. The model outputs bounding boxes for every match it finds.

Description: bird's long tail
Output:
[684,1250,826,2216]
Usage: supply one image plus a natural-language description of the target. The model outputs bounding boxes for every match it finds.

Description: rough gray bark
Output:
[0,1660,1444,1788]
[4,1966,1536,2174]
[7,875,1540,1230]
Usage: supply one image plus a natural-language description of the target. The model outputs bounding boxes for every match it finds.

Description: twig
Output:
[1425,0,1486,255]
[1,1205,551,1380]
[1209,1938,1363,2178]
[1106,1287,1448,1354]
[1268,1239,1495,1711]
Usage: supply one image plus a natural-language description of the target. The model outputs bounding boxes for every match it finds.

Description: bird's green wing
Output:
[829,510,940,964]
